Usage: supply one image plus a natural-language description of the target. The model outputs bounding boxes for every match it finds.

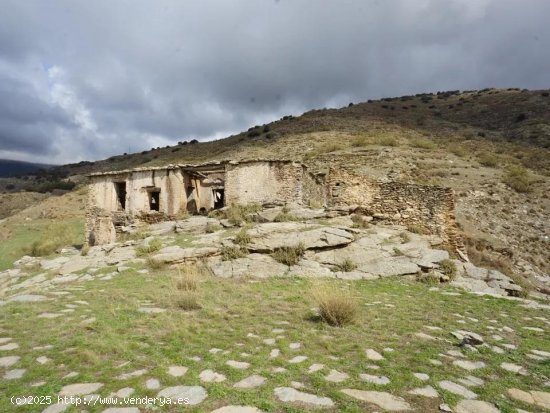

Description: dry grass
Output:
[136,238,163,256]
[410,138,436,149]
[174,265,199,291]
[234,228,251,247]
[502,165,532,192]
[333,258,357,272]
[206,222,222,233]
[406,224,430,235]
[146,257,166,270]
[311,284,358,327]
[478,152,499,167]
[272,243,305,266]
[224,203,262,225]
[221,245,247,261]
[438,259,457,280]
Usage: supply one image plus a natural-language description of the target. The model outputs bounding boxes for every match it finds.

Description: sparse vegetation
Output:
[502,165,532,192]
[221,245,247,261]
[312,284,358,327]
[272,243,305,266]
[136,238,163,256]
[373,134,399,146]
[410,138,436,149]
[174,265,199,291]
[224,203,262,225]
[22,222,83,257]
[438,259,457,280]
[478,152,499,167]
[234,228,251,246]
[418,271,440,285]
[333,258,357,272]
[145,257,166,270]
[274,206,297,222]
[206,222,222,233]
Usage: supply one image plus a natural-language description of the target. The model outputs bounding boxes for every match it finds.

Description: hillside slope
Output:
[0,159,55,177]
[16,88,550,287]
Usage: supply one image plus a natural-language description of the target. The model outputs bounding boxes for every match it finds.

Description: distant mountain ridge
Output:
[0,159,56,177]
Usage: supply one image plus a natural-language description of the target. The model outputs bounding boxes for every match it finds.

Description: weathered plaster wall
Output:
[225,161,305,205]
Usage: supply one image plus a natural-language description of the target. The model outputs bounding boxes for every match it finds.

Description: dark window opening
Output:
[149,191,160,211]
[213,189,225,209]
[115,182,126,211]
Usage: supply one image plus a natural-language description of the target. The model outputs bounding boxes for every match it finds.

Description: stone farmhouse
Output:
[85,159,464,254]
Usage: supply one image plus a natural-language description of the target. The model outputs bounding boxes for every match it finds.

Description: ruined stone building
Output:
[86,159,463,253]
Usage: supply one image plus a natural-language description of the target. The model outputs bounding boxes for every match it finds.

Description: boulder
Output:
[248,227,355,252]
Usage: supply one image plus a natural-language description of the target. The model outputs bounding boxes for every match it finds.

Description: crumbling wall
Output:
[225,161,305,205]
[302,171,327,207]
[327,169,464,253]
[85,206,116,246]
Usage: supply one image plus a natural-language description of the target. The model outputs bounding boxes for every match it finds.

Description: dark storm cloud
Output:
[0,0,549,163]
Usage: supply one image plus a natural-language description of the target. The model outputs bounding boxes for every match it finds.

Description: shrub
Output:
[333,258,357,272]
[221,245,247,261]
[174,266,199,291]
[225,203,262,225]
[351,136,369,147]
[312,285,358,327]
[449,144,466,157]
[502,165,532,192]
[136,238,163,256]
[206,222,222,233]
[374,135,399,146]
[274,206,297,222]
[478,153,499,167]
[418,271,440,285]
[234,229,251,247]
[438,259,457,280]
[146,257,166,270]
[411,138,436,149]
[350,214,370,228]
[172,291,201,310]
[272,243,305,266]
[400,232,411,243]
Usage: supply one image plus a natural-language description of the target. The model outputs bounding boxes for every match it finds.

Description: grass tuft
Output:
[136,238,163,256]
[234,228,251,247]
[272,243,305,266]
[221,245,247,261]
[333,258,357,272]
[312,284,358,327]
[502,165,532,192]
[438,259,457,280]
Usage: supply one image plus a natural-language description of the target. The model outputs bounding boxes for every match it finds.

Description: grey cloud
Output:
[0,0,549,163]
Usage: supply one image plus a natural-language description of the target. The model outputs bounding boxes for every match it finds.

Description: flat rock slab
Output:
[152,246,218,264]
[101,408,140,413]
[4,368,26,379]
[211,406,266,413]
[408,385,439,398]
[274,387,334,408]
[200,369,226,383]
[0,342,19,351]
[209,254,288,279]
[365,349,384,361]
[360,374,390,385]
[168,366,188,377]
[157,386,207,405]
[325,369,349,383]
[507,388,550,410]
[0,355,20,367]
[248,227,354,252]
[438,381,477,399]
[453,360,486,371]
[116,369,148,380]
[233,375,266,389]
[455,400,501,413]
[9,294,48,302]
[500,362,528,376]
[59,382,104,396]
[341,389,412,411]
[226,360,250,369]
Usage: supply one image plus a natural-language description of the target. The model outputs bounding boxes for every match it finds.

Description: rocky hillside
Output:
[6,88,550,288]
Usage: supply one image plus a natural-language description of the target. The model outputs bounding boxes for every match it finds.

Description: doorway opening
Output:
[213,188,224,209]
[114,182,126,211]
[148,190,160,211]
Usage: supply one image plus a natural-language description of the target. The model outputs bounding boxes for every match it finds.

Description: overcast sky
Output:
[0,0,549,164]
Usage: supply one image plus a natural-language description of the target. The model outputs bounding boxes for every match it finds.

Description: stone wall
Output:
[327,169,464,253]
[225,161,305,206]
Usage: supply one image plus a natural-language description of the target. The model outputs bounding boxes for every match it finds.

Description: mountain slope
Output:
[0,159,55,177]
